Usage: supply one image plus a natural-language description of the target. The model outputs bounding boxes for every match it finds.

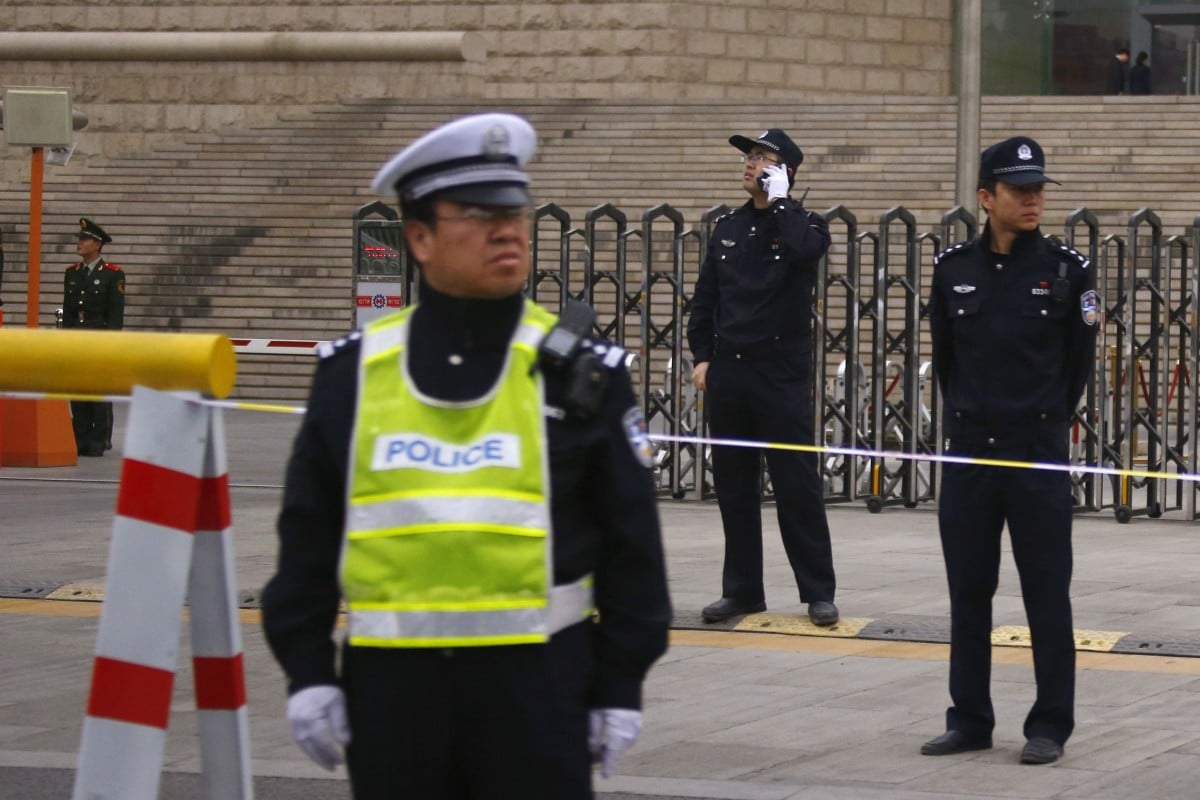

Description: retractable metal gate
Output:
[351,202,1200,521]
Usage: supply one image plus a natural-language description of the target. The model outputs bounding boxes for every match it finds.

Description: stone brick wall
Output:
[1,0,954,177]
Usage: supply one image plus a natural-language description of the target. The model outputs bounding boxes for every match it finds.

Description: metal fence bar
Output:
[817,205,863,503]
[1065,208,1103,511]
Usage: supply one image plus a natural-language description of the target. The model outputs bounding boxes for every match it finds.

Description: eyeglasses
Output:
[434,206,531,225]
[741,154,780,165]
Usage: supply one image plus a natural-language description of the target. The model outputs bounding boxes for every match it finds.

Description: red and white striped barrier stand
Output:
[230,338,323,356]
[73,386,252,800]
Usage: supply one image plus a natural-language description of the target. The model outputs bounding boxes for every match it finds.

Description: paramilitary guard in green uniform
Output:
[63,217,125,456]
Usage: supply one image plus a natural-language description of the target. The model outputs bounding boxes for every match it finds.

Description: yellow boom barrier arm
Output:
[0,329,237,399]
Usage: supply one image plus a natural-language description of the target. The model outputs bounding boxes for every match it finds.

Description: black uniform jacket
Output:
[261,287,671,710]
[687,198,831,362]
[928,226,1097,439]
[63,260,125,329]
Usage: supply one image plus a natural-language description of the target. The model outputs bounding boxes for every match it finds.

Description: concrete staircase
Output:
[1,96,1197,401]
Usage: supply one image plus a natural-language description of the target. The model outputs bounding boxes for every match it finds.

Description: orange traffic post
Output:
[0,146,78,467]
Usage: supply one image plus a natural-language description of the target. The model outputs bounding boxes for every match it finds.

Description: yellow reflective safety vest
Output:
[341,300,590,648]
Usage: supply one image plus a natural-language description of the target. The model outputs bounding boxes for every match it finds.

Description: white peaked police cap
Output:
[370,112,537,207]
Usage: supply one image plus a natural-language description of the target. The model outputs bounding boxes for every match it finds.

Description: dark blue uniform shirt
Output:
[687,198,831,361]
[928,226,1098,438]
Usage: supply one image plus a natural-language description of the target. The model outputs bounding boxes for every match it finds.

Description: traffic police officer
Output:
[686,128,839,628]
[63,218,125,456]
[261,113,671,799]
[922,137,1097,765]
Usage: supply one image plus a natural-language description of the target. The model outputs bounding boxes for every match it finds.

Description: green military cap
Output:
[77,218,112,244]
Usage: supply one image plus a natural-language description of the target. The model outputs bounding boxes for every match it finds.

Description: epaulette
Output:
[1053,241,1091,270]
[580,337,629,370]
[933,240,971,266]
[66,263,81,271]
[316,329,362,360]
[98,262,121,272]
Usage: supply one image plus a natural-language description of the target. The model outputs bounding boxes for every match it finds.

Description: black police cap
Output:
[728,128,804,172]
[77,218,112,244]
[979,137,1060,186]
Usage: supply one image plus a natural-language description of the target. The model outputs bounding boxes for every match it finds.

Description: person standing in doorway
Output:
[1129,51,1152,95]
[1109,47,1130,94]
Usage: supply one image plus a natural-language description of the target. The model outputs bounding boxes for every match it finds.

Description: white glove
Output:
[588,708,643,778]
[287,685,351,771]
[759,163,790,202]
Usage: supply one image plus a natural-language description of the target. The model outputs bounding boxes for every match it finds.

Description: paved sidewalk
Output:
[3,403,1200,799]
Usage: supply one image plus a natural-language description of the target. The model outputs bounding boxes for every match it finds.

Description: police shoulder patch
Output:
[1080,289,1100,327]
[621,406,655,470]
[317,329,362,359]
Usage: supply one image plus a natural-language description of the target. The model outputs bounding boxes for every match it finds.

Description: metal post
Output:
[27,146,44,328]
[955,0,982,215]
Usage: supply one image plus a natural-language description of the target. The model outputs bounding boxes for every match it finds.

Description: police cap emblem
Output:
[482,124,511,160]
[1017,144,1033,160]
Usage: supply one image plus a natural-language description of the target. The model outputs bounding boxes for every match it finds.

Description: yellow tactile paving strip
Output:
[991,624,1130,653]
[732,612,873,638]
[43,582,108,602]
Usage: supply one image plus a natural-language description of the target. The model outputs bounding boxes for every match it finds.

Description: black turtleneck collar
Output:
[982,223,1043,258]
[408,282,525,401]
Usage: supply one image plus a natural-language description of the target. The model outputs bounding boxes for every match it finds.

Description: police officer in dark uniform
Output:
[922,137,1097,765]
[63,218,125,456]
[261,113,670,799]
[686,129,839,628]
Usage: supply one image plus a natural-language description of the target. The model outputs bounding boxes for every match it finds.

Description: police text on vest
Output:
[371,433,521,472]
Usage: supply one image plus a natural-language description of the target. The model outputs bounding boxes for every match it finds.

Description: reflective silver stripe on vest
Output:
[362,317,407,361]
[350,494,548,535]
[545,573,595,633]
[350,573,594,641]
[513,318,547,351]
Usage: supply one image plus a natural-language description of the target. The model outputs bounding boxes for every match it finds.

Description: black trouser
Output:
[342,622,593,800]
[937,430,1075,745]
[705,350,836,604]
[71,400,112,456]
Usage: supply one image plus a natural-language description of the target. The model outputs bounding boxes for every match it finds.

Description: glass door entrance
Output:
[1138,6,1200,95]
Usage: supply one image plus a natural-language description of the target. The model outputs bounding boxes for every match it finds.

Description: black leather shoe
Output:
[807,601,839,626]
[920,730,992,756]
[701,597,766,623]
[1020,737,1063,765]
